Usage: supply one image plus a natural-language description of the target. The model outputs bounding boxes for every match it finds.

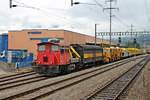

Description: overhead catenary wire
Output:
[12,0,129,31]
[11,0,86,30]
[143,0,150,25]
[75,0,129,33]
[93,0,130,29]
[13,0,68,12]
[91,0,122,27]
[11,0,119,34]
[119,0,146,27]
[14,0,125,31]
[10,0,150,34]
[12,0,68,19]
[113,15,129,28]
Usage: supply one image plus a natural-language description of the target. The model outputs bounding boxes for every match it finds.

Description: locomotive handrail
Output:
[69,49,73,58]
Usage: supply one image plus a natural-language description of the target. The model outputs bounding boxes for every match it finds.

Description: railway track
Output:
[84,56,150,100]
[0,71,35,82]
[0,70,50,91]
[0,56,145,100]
[0,71,34,79]
[0,75,49,91]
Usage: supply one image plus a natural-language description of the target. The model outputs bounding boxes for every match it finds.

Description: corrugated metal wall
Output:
[0,34,8,52]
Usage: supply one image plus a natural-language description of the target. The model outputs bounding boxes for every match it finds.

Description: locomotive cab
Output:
[37,42,60,65]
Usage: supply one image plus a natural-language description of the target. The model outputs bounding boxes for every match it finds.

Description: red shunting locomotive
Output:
[33,42,73,75]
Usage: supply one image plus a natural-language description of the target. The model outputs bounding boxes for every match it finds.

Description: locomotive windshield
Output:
[38,45,45,51]
[51,45,59,51]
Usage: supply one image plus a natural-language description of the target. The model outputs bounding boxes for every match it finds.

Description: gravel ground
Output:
[0,61,32,77]
[14,59,134,100]
[41,58,144,100]
[120,57,150,100]
[0,70,7,75]
[0,67,13,76]
[0,56,136,99]
[0,55,145,100]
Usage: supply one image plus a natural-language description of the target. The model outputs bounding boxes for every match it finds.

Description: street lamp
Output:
[9,0,17,8]
[71,0,98,45]
[71,0,98,46]
[71,0,96,6]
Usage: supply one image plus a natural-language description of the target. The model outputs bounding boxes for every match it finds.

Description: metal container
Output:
[0,34,8,52]
[15,53,34,68]
[7,49,27,63]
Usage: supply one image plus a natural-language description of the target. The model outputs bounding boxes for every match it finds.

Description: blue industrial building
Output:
[0,33,33,68]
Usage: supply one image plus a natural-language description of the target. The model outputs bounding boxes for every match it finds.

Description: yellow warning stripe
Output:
[84,53,103,58]
[84,54,93,58]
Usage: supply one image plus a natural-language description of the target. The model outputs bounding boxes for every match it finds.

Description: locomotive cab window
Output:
[38,45,45,51]
[60,48,69,53]
[51,45,59,51]
[60,48,65,53]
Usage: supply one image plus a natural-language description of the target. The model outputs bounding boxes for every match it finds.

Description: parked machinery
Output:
[103,47,112,63]
[33,41,143,75]
[103,47,122,63]
[121,48,129,58]
[125,48,142,56]
[116,47,123,60]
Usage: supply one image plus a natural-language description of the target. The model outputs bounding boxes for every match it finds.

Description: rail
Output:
[0,56,144,99]
[84,56,149,100]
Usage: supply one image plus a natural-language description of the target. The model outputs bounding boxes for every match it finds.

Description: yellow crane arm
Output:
[69,46,81,58]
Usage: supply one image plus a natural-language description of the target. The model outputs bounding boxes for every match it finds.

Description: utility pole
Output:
[130,24,137,48]
[104,0,119,47]
[143,30,146,49]
[131,24,133,40]
[101,33,104,47]
[95,24,97,46]
[94,24,97,66]
[109,0,112,47]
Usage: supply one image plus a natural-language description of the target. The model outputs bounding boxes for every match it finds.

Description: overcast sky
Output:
[0,0,150,36]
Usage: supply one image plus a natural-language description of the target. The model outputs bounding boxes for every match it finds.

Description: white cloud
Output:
[0,0,150,35]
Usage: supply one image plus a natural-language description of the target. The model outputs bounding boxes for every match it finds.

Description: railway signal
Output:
[134,38,137,44]
[118,37,121,43]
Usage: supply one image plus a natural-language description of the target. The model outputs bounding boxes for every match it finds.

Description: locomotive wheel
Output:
[59,65,68,75]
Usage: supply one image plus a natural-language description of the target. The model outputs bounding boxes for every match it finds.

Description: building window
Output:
[30,38,49,41]
[30,38,64,42]
[28,32,42,34]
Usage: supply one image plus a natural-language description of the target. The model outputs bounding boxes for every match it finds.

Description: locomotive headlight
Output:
[38,61,41,64]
